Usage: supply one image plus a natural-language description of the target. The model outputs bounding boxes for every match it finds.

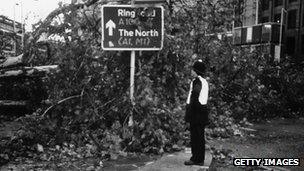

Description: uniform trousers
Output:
[190,123,205,163]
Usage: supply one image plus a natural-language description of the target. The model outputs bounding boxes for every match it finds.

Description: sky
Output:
[0,0,71,31]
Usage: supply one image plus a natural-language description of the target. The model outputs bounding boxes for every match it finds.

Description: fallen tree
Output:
[0,100,27,106]
[0,54,24,69]
[0,65,59,78]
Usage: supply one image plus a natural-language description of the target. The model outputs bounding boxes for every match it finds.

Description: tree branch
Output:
[42,94,82,117]
[32,0,101,41]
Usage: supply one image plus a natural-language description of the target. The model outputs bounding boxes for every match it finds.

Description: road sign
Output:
[101,5,164,51]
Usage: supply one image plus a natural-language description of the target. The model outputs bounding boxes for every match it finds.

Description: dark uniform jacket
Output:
[185,76,209,125]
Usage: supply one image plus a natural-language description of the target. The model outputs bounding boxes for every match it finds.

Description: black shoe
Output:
[184,160,195,165]
[184,160,204,166]
[194,162,204,166]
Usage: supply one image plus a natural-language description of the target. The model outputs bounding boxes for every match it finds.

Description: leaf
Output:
[159,148,164,154]
[37,144,44,152]
[128,115,134,127]
[86,166,95,171]
[110,153,118,160]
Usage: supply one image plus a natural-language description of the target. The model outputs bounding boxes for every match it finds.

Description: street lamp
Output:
[279,8,287,47]
[276,8,287,62]
[255,0,259,25]
[13,2,19,55]
[20,1,24,49]
[13,1,24,54]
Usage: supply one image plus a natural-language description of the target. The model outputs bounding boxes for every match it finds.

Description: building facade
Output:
[0,15,23,54]
[235,0,304,60]
[235,0,258,27]
[259,0,304,58]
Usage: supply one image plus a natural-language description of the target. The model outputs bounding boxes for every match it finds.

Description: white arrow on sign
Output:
[109,41,114,47]
[106,20,116,36]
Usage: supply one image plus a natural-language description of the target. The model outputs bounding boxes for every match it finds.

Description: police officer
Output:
[184,59,209,166]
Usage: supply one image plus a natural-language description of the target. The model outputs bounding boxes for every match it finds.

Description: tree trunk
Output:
[0,65,59,78]
[0,100,27,106]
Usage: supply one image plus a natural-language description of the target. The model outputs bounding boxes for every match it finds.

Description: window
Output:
[302,10,304,27]
[288,10,297,29]
[261,0,270,11]
[286,37,296,55]
[261,24,272,42]
[274,0,283,7]
[233,28,242,45]
[302,35,304,54]
[274,14,281,23]
[261,16,269,23]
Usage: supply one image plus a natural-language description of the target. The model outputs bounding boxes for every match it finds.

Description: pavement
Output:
[138,148,212,171]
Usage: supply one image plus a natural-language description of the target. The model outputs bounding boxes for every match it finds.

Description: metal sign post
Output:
[101,5,164,126]
[130,50,135,105]
[128,50,135,126]
[101,4,164,102]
